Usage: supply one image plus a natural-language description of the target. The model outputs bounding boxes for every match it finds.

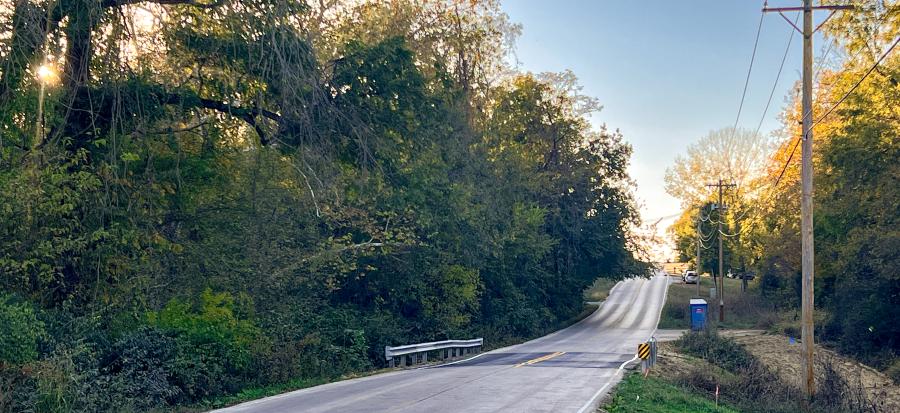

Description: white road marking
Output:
[574,356,638,413]
[574,274,671,413]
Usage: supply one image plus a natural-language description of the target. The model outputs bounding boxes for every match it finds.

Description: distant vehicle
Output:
[727,270,755,280]
[683,270,699,284]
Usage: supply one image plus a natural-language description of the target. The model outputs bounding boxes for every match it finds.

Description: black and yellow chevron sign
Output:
[637,343,651,359]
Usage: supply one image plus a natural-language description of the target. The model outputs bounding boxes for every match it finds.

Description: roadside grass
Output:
[584,277,619,302]
[658,275,777,330]
[602,373,739,413]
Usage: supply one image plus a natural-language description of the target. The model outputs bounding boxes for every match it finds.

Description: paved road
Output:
[213,273,671,413]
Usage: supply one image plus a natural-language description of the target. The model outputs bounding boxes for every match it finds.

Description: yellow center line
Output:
[514,351,566,368]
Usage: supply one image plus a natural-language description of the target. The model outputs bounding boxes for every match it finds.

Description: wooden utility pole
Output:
[718,182,724,322]
[762,0,853,400]
[707,179,735,322]
[799,0,816,400]
[696,213,702,297]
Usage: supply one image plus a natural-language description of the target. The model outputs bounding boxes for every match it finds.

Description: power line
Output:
[811,36,900,128]
[723,34,899,240]
[714,3,789,229]
[699,225,715,241]
[816,37,836,76]
[772,35,899,190]
[730,8,767,137]
[754,11,799,137]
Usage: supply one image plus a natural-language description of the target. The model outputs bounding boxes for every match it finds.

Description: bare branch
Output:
[100,0,225,9]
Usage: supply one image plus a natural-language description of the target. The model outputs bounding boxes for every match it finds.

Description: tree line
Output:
[0,0,646,410]
[667,1,898,379]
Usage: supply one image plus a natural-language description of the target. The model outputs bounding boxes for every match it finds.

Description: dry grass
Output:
[733,334,900,412]
[659,275,778,330]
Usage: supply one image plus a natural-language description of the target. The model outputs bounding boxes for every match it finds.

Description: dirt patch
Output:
[733,334,900,411]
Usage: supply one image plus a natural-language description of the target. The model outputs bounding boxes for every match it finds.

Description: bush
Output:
[0,294,45,364]
[664,304,686,322]
[147,288,260,401]
[675,330,755,372]
[101,327,181,408]
[148,289,258,371]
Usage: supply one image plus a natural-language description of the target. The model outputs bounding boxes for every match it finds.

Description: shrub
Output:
[675,330,805,412]
[675,330,755,372]
[664,304,686,322]
[148,288,258,371]
[0,294,45,365]
[101,327,181,409]
[147,288,260,401]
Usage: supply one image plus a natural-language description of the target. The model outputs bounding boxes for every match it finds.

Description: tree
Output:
[0,1,647,409]
[750,1,900,367]
[664,127,772,207]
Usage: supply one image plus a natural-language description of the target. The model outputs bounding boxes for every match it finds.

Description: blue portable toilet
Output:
[690,299,708,331]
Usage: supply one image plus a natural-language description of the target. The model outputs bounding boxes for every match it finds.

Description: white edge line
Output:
[420,280,627,371]
[416,351,489,369]
[575,356,639,413]
[574,273,672,413]
[421,278,628,372]
[648,274,672,340]
[216,277,662,412]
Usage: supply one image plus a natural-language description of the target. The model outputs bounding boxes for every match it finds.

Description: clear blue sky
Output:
[502,1,831,250]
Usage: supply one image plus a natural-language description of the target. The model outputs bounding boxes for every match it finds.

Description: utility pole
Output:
[717,181,724,323]
[707,179,735,322]
[696,212,702,297]
[763,0,853,401]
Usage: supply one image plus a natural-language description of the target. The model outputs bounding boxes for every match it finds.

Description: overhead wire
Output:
[722,11,802,228]
[811,36,900,128]
[701,3,768,234]
[695,7,896,241]
[772,35,899,191]
[699,226,715,242]
[728,6,767,141]
[753,11,800,138]
[723,35,900,238]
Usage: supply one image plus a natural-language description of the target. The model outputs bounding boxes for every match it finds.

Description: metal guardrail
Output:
[385,338,483,367]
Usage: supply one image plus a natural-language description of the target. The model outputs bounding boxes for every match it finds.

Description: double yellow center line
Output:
[514,351,566,368]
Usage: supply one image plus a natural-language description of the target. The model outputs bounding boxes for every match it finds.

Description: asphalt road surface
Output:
[212,273,671,413]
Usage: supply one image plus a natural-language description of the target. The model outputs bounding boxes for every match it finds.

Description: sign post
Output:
[637,342,651,376]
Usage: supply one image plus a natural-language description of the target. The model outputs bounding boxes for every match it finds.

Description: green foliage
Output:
[0,294,45,364]
[749,24,899,369]
[423,265,481,331]
[0,155,111,306]
[0,1,646,408]
[102,327,181,408]
[149,289,258,371]
[815,117,900,366]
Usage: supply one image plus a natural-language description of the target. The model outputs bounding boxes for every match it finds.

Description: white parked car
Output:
[683,270,699,284]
